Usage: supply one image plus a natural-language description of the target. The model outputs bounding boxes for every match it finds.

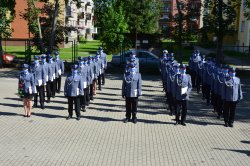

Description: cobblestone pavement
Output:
[0,69,249,166]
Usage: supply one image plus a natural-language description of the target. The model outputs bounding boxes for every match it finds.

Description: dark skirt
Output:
[21,93,34,100]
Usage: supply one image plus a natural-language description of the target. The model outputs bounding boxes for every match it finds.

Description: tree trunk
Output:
[216,0,224,64]
[32,0,45,53]
[176,0,183,62]
[48,0,59,53]
[0,35,3,68]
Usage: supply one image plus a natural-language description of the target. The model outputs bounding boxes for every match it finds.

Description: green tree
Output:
[0,0,16,67]
[124,0,162,49]
[203,0,241,63]
[100,3,129,53]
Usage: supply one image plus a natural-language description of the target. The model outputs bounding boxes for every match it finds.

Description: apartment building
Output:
[8,0,96,47]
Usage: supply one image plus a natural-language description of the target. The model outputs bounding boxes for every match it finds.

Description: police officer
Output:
[88,56,94,100]
[78,57,88,112]
[47,54,56,99]
[216,65,226,119]
[18,64,35,117]
[30,55,45,109]
[174,64,192,126]
[223,67,243,127]
[40,54,49,103]
[159,50,168,91]
[54,51,64,93]
[122,63,142,124]
[126,51,139,72]
[98,47,107,85]
[96,53,103,91]
[64,64,84,121]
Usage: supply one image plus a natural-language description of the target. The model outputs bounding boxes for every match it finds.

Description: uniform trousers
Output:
[34,85,44,107]
[85,86,90,105]
[52,79,56,97]
[89,83,94,100]
[93,78,97,95]
[217,95,223,116]
[203,84,211,105]
[167,92,176,114]
[190,70,196,87]
[55,75,62,93]
[97,75,102,90]
[211,91,217,111]
[125,97,138,119]
[67,96,80,118]
[48,80,55,99]
[79,94,86,110]
[176,100,187,123]
[223,101,237,124]
[101,69,105,85]
[196,75,201,93]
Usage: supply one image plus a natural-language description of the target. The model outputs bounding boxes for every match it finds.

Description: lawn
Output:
[3,40,112,62]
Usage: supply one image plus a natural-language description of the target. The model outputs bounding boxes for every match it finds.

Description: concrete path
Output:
[0,68,249,166]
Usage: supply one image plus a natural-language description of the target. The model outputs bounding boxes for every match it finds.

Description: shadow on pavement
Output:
[213,148,250,157]
[32,112,66,119]
[0,111,23,117]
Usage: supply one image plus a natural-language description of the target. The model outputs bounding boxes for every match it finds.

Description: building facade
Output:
[8,0,96,47]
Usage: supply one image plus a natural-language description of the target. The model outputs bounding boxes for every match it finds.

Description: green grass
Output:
[3,40,112,62]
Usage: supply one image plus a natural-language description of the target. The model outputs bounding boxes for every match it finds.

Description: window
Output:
[241,21,245,32]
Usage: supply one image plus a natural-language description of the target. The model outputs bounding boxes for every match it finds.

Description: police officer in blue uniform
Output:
[122,62,142,124]
[174,64,192,126]
[98,47,107,85]
[64,64,84,120]
[223,67,243,127]
[54,51,64,93]
[126,51,139,72]
[29,55,45,109]
[87,56,94,101]
[159,50,168,91]
[48,55,56,97]
[18,64,35,117]
[78,57,88,112]
[40,54,49,103]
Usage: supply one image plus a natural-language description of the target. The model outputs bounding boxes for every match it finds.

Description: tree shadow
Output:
[87,106,124,112]
[241,140,250,144]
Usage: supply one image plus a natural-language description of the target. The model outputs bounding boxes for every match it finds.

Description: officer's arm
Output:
[138,74,142,96]
[61,61,65,74]
[42,67,46,85]
[30,74,35,93]
[187,75,192,93]
[239,79,243,101]
[79,76,84,96]
[64,78,68,97]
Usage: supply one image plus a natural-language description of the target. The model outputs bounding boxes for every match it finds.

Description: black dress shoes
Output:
[224,123,228,127]
[132,118,137,124]
[124,118,129,123]
[229,123,233,128]
[76,117,80,121]
[66,116,72,120]
[181,122,186,126]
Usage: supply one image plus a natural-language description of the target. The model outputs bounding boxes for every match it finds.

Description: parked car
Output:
[2,51,17,65]
[111,50,159,67]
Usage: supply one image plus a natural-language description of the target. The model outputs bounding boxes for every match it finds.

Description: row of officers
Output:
[159,49,243,127]
[18,47,107,120]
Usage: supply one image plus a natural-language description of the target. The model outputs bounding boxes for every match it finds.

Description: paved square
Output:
[0,69,249,166]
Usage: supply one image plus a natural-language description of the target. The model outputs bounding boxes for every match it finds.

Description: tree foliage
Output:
[0,0,16,67]
[202,0,241,63]
[94,0,162,53]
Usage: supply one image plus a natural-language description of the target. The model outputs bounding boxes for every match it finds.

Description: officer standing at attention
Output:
[48,54,57,98]
[159,50,168,92]
[18,64,35,117]
[64,64,83,121]
[223,67,243,127]
[78,57,87,112]
[126,51,139,72]
[40,54,49,103]
[96,53,103,90]
[29,55,45,109]
[122,63,142,124]
[174,64,192,126]
[54,51,64,94]
[98,47,107,85]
